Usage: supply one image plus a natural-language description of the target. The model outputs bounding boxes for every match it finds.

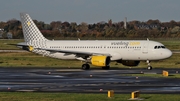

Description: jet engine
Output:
[90,56,111,67]
[116,60,140,66]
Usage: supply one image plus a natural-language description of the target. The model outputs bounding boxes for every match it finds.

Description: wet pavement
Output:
[0,68,180,94]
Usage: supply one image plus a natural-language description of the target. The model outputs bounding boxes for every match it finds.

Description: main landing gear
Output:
[82,64,90,70]
[147,60,152,70]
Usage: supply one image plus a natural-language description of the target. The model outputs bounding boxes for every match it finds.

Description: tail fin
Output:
[20,13,48,43]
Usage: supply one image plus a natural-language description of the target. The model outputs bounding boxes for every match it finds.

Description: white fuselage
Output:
[32,40,172,61]
[19,13,172,69]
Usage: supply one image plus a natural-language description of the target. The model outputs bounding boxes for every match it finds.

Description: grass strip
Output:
[0,92,180,101]
[0,52,180,68]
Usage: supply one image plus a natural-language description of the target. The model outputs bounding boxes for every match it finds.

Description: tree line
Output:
[0,18,180,39]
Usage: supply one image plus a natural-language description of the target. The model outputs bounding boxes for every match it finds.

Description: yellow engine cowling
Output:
[91,56,110,67]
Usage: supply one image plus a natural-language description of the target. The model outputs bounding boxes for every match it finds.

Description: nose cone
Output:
[164,49,172,59]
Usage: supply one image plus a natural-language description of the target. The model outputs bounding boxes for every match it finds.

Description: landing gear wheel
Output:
[102,66,110,70]
[147,66,152,70]
[82,64,90,70]
[146,60,152,70]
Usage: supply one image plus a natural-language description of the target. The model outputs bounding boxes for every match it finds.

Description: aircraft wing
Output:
[36,48,110,56]
[8,42,27,47]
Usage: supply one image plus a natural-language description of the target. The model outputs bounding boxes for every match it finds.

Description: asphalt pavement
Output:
[0,68,180,94]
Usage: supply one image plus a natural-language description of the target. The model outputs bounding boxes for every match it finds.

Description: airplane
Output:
[17,13,172,70]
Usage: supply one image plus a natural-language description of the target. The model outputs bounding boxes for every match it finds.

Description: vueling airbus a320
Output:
[18,13,172,70]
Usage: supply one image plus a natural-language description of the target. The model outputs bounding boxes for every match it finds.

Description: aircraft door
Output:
[142,42,148,54]
[101,45,107,53]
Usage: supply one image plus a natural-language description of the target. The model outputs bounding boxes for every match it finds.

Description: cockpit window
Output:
[161,46,166,48]
[154,45,166,49]
[154,46,157,49]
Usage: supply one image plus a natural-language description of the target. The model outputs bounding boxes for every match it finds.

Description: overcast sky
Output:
[0,0,180,24]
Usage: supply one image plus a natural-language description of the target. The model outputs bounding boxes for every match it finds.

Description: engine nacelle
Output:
[117,60,140,66]
[91,56,111,67]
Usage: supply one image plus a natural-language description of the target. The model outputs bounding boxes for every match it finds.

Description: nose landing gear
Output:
[147,60,152,70]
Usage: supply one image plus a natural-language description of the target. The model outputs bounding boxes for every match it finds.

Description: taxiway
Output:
[0,68,180,94]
